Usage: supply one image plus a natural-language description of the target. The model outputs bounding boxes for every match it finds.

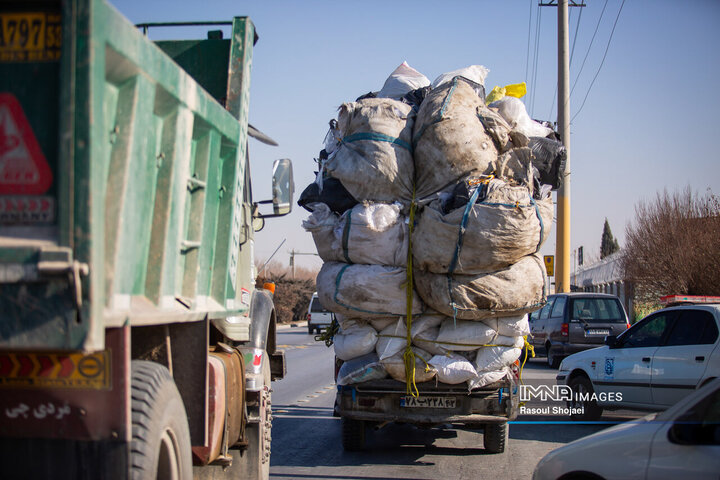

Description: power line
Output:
[525,0,533,84]
[550,6,583,121]
[570,0,609,98]
[530,4,543,116]
[572,0,626,122]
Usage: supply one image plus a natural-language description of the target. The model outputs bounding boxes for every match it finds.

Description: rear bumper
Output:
[335,378,517,425]
[552,342,603,357]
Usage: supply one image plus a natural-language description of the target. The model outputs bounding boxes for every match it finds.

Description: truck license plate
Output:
[0,12,62,62]
[586,329,610,336]
[400,396,456,408]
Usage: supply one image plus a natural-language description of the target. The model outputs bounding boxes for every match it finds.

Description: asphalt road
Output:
[269,325,646,480]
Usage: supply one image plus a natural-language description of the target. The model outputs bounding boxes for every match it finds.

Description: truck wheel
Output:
[238,355,272,480]
[568,376,603,421]
[308,325,314,335]
[131,361,192,480]
[483,423,507,454]
[342,418,366,451]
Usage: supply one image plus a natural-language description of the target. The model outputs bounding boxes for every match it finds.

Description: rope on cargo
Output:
[377,333,520,350]
[446,175,494,324]
[315,317,339,347]
[404,194,419,397]
[518,336,536,407]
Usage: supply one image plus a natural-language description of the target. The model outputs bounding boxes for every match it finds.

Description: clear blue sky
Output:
[113,0,720,272]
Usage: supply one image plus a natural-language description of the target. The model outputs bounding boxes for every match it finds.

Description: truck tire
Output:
[237,355,272,480]
[131,361,192,480]
[568,376,603,421]
[342,418,366,451]
[483,423,507,454]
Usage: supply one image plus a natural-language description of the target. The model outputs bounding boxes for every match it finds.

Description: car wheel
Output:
[483,423,507,453]
[308,325,314,335]
[546,344,561,369]
[568,376,603,421]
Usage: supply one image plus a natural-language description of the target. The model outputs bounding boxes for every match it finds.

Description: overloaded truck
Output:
[0,1,293,479]
[301,64,565,453]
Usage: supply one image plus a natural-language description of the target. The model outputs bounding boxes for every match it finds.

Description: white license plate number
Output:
[400,396,456,408]
[587,329,610,336]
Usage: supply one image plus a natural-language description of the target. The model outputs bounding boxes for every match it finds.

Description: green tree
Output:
[600,218,620,259]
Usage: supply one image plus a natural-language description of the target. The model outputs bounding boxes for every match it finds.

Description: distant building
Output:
[571,251,633,318]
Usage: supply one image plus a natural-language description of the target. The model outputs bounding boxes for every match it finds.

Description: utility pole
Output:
[289,249,319,279]
[540,0,583,292]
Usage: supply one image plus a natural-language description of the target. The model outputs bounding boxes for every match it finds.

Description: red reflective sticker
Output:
[0,93,53,194]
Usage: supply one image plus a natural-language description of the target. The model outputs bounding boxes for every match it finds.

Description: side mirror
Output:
[668,422,702,445]
[255,158,294,218]
[605,335,618,348]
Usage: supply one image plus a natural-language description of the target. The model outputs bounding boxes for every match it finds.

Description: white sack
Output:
[337,352,388,385]
[489,97,553,138]
[381,347,436,383]
[333,323,378,361]
[474,346,522,373]
[429,353,478,384]
[376,314,444,360]
[413,78,497,199]
[317,262,424,319]
[432,65,489,90]
[414,254,547,320]
[370,317,400,331]
[434,318,524,353]
[378,61,430,99]
[467,368,509,390]
[413,179,553,274]
[325,98,415,203]
[479,314,530,337]
[302,202,408,266]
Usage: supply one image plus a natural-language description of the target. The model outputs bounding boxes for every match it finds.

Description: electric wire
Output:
[572,0,625,122]
[570,0,609,98]
[550,5,583,121]
[530,4,543,116]
[525,0,533,85]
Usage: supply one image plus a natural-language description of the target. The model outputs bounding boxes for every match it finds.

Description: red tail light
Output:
[626,322,631,329]
[307,313,311,322]
[561,323,569,336]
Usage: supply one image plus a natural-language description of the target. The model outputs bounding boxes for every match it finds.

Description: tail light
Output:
[561,323,569,336]
[626,322,631,329]
[307,313,311,322]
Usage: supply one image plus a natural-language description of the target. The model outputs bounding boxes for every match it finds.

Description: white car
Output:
[307,292,334,334]
[556,297,720,420]
[533,377,720,480]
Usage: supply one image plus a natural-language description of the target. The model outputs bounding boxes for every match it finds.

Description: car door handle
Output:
[642,357,651,363]
[696,356,705,362]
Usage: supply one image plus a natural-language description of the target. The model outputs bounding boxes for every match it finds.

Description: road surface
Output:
[269,324,645,480]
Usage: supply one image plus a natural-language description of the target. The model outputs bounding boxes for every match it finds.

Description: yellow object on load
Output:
[485,82,527,104]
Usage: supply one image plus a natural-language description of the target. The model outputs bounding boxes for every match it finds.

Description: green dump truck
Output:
[0,1,293,478]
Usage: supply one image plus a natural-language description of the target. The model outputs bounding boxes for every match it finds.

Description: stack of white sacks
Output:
[302,62,556,390]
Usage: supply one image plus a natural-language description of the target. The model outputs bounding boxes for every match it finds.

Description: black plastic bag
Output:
[528,136,566,190]
[297,176,358,215]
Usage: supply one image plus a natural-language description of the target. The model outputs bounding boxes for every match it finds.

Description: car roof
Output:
[549,292,620,299]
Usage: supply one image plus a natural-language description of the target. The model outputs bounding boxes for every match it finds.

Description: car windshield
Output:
[311,298,329,313]
[570,298,624,323]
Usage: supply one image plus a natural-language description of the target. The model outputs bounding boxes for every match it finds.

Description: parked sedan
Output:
[533,378,720,480]
[556,297,720,420]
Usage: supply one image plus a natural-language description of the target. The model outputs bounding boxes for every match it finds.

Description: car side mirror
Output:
[605,335,618,348]
[669,422,702,445]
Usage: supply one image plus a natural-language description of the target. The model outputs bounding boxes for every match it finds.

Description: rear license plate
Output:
[0,12,61,62]
[586,329,610,336]
[400,396,456,408]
